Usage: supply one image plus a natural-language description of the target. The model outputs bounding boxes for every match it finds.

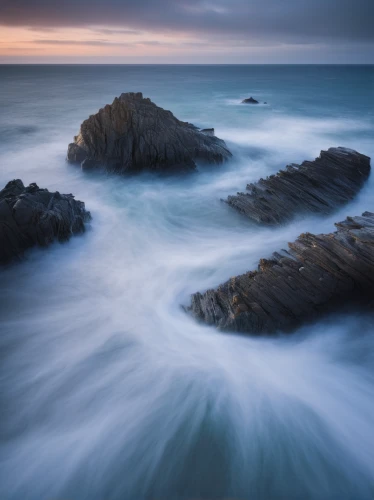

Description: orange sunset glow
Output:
[1,0,373,64]
[0,25,213,59]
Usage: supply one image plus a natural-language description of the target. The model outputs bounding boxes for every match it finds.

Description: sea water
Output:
[0,64,374,499]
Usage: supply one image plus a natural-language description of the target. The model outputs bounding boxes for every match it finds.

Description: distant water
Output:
[0,65,374,500]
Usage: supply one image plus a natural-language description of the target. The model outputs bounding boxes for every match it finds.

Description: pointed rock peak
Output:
[67,93,232,174]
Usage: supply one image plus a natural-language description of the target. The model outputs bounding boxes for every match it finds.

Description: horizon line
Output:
[1,62,373,66]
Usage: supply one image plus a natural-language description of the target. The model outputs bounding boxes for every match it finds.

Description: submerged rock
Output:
[188,212,374,334]
[67,92,232,173]
[242,97,259,104]
[226,147,370,225]
[0,179,91,264]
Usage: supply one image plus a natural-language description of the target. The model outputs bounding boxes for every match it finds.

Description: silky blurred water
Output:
[0,65,374,500]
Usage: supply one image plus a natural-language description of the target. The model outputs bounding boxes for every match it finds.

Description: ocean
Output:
[0,64,374,499]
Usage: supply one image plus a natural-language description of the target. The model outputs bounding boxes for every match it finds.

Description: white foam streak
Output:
[1,76,374,499]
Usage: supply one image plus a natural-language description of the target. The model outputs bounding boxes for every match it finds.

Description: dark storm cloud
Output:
[1,0,373,43]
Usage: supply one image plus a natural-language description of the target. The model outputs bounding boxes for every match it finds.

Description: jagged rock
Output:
[242,97,259,104]
[226,148,370,225]
[200,128,215,136]
[0,179,91,264]
[188,212,374,334]
[67,92,232,173]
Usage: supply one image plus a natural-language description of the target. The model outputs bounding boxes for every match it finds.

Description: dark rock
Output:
[67,92,232,173]
[81,158,101,171]
[0,179,91,264]
[188,212,374,334]
[226,147,370,225]
[242,97,259,104]
[200,128,215,136]
[67,142,87,163]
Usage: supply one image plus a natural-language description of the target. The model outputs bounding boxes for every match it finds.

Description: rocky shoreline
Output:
[0,180,91,264]
[188,212,374,334]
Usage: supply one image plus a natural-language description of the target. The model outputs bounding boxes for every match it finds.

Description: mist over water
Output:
[0,65,374,499]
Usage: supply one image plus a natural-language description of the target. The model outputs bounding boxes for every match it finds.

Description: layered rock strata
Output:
[226,148,370,225]
[188,211,374,334]
[67,92,232,173]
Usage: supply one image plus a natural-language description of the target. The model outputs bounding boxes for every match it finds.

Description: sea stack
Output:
[67,92,232,173]
[226,147,370,225]
[188,211,374,334]
[0,179,91,264]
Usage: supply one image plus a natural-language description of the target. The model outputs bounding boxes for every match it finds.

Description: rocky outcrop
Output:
[0,179,91,264]
[226,148,370,225]
[242,97,259,104]
[188,212,374,334]
[200,128,215,136]
[67,92,232,173]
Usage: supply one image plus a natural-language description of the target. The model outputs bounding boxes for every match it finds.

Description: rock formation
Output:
[0,179,91,264]
[67,92,232,173]
[188,211,374,334]
[242,97,259,104]
[200,128,215,136]
[226,148,370,225]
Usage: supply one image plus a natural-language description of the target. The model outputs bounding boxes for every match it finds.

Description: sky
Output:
[0,0,373,64]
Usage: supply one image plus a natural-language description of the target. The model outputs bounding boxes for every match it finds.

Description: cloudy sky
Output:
[0,0,373,63]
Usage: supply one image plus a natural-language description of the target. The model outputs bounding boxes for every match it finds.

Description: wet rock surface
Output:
[226,147,371,225]
[200,128,215,136]
[188,211,374,334]
[0,179,91,264]
[242,97,259,104]
[67,92,232,173]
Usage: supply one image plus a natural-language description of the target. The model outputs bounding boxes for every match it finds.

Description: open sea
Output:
[0,64,374,499]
